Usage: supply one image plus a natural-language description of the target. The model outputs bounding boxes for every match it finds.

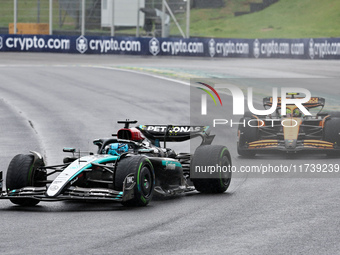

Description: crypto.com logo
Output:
[208,39,216,57]
[253,39,260,58]
[76,36,88,54]
[149,38,160,56]
[308,39,315,59]
[197,82,312,116]
[0,36,3,50]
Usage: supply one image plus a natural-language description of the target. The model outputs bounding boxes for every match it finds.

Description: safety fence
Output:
[0,34,339,59]
[0,0,190,38]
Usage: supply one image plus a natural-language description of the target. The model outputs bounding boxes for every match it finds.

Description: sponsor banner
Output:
[0,34,340,59]
[207,38,251,58]
[307,38,340,60]
[149,37,205,56]
[0,34,71,53]
[251,38,340,59]
[0,34,143,55]
[252,38,303,59]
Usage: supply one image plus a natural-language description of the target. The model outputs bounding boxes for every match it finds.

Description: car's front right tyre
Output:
[237,116,259,157]
[115,156,155,207]
[6,154,41,206]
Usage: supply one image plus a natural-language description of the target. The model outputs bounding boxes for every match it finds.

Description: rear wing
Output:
[137,125,214,146]
[263,97,325,108]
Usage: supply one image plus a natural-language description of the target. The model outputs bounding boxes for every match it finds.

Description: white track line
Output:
[89,65,191,86]
[0,64,191,86]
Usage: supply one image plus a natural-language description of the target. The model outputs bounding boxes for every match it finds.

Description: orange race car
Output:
[237,94,340,156]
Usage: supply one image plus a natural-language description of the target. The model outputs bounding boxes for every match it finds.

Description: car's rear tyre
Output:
[237,116,259,157]
[115,156,155,207]
[191,145,232,193]
[6,154,45,206]
[328,112,340,118]
[324,118,340,156]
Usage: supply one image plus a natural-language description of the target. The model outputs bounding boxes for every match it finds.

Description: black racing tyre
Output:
[328,112,340,118]
[324,118,340,144]
[115,156,155,207]
[324,118,340,156]
[191,145,232,193]
[237,117,259,157]
[6,154,45,206]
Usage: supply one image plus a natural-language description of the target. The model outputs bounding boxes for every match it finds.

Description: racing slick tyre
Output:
[323,118,340,156]
[115,156,155,207]
[6,154,46,206]
[237,116,259,157]
[328,112,340,118]
[190,145,232,193]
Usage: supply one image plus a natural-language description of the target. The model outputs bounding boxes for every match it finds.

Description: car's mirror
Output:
[63,148,76,153]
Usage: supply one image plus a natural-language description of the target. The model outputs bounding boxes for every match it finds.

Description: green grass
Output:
[120,0,340,39]
[0,0,81,31]
[188,0,340,38]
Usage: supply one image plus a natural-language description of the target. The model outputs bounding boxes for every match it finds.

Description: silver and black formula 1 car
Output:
[237,94,340,156]
[0,120,232,207]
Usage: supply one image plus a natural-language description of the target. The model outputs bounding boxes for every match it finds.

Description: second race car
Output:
[237,93,340,156]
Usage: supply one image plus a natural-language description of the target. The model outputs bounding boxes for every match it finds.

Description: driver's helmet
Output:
[286,108,292,116]
[107,143,128,156]
[293,108,302,117]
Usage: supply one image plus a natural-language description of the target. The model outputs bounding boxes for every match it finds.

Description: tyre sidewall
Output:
[116,156,155,206]
[324,118,340,145]
[6,154,40,206]
[237,116,259,156]
[191,145,232,193]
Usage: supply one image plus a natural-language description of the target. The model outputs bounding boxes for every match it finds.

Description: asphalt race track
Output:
[1,53,340,254]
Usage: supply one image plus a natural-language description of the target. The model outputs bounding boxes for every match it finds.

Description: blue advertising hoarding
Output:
[0,34,339,59]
